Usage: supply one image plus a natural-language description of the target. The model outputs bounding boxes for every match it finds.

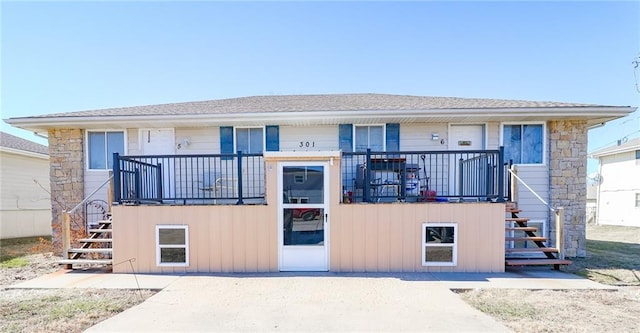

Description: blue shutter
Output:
[265,125,279,152]
[386,123,400,152]
[339,124,353,152]
[220,126,233,160]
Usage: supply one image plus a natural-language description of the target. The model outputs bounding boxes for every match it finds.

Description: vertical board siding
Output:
[112,205,277,273]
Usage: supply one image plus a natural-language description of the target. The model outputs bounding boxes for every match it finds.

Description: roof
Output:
[590,137,640,157]
[18,93,619,118]
[4,93,635,131]
[0,132,48,155]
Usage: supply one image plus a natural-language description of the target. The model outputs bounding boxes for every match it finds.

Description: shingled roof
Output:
[30,93,610,118]
[0,132,48,155]
[590,137,640,157]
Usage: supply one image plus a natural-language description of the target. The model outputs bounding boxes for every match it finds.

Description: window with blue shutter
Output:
[266,125,279,151]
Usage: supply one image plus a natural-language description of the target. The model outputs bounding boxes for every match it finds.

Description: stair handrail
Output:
[506,168,565,260]
[62,173,114,257]
[506,168,554,212]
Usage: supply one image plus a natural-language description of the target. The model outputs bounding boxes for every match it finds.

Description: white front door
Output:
[448,125,486,197]
[141,129,175,199]
[278,162,329,271]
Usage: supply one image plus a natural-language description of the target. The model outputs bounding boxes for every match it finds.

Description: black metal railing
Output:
[341,147,506,203]
[113,152,265,205]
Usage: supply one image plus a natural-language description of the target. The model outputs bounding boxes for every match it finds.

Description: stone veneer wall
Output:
[548,120,588,257]
[48,129,85,254]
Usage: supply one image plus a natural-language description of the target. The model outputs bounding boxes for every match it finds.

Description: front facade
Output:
[0,132,51,239]
[6,94,634,272]
[591,138,640,227]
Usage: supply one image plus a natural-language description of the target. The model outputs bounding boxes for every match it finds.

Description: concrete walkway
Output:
[7,268,614,332]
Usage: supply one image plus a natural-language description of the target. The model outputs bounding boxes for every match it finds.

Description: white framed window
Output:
[87,131,125,170]
[422,223,457,266]
[501,123,545,165]
[354,125,384,152]
[156,225,189,267]
[235,127,264,154]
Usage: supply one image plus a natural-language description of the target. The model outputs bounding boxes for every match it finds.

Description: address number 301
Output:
[299,141,315,148]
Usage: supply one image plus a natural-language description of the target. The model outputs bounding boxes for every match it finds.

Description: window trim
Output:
[353,124,386,152]
[422,222,458,267]
[233,126,265,154]
[85,130,127,171]
[635,193,640,208]
[156,225,189,267]
[500,122,547,166]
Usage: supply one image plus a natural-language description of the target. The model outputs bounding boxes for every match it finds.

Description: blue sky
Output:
[1,1,639,173]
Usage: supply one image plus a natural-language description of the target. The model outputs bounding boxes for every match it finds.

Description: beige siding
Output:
[511,165,550,224]
[0,151,51,238]
[175,128,217,154]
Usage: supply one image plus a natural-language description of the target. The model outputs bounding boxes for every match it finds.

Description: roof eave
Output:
[5,106,635,131]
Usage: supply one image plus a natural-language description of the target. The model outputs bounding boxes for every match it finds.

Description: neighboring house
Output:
[590,137,640,227]
[0,132,51,239]
[5,93,635,273]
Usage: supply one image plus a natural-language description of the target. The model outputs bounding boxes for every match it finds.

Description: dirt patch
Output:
[0,237,156,333]
[460,288,640,333]
[459,224,640,333]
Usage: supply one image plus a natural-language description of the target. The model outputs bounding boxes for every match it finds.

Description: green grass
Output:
[0,257,29,268]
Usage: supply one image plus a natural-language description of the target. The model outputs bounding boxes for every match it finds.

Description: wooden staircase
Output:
[504,203,571,270]
[58,219,113,269]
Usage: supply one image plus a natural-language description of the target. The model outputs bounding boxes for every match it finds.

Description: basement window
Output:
[422,223,457,266]
[156,225,189,267]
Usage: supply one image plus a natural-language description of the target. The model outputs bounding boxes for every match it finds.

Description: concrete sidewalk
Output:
[7,268,615,332]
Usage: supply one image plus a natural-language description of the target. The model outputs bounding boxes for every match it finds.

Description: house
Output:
[0,132,51,239]
[590,137,640,227]
[5,93,635,273]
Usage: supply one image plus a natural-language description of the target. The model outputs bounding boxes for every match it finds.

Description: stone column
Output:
[548,120,588,257]
[48,129,85,254]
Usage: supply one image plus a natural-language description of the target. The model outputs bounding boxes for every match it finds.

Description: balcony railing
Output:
[112,148,508,206]
[341,148,506,203]
[112,152,265,205]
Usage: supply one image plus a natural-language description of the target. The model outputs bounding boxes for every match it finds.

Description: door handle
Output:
[325,213,328,224]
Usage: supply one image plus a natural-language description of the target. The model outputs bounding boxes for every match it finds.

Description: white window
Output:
[156,225,189,267]
[422,223,457,266]
[87,131,125,170]
[354,125,384,152]
[502,123,544,164]
[235,127,264,154]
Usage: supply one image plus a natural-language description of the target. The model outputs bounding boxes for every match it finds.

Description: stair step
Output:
[67,248,113,254]
[505,217,529,222]
[78,238,113,243]
[88,228,112,233]
[505,236,547,242]
[505,247,559,253]
[505,259,572,266]
[505,227,538,231]
[58,259,113,265]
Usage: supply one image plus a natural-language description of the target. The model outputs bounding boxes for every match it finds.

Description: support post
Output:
[458,157,464,201]
[364,149,372,202]
[510,164,518,204]
[107,171,114,214]
[236,150,244,205]
[62,211,71,268]
[112,153,121,204]
[156,162,163,200]
[496,146,505,203]
[555,207,565,260]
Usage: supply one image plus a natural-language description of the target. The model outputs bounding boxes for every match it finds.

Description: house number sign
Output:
[299,141,316,148]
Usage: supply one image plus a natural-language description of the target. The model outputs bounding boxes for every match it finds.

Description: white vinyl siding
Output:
[512,165,550,224]
[279,126,338,151]
[597,150,640,226]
